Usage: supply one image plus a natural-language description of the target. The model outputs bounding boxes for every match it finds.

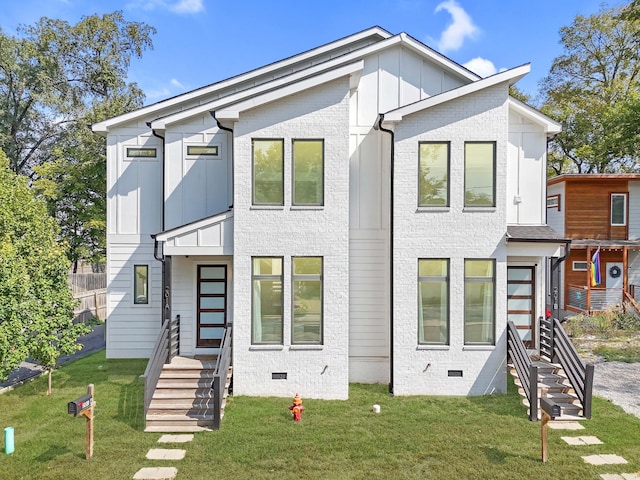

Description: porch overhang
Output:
[505,225,571,257]
[152,209,233,256]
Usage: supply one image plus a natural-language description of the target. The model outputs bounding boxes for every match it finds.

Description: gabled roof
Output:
[93,26,480,133]
[508,97,562,136]
[379,64,530,125]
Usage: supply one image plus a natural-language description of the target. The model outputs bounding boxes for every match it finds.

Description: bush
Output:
[564,303,640,337]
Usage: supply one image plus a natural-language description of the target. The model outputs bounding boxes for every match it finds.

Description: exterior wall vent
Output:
[272,372,287,380]
[447,370,463,377]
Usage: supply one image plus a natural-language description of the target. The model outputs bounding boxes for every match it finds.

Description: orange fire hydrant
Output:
[289,393,304,421]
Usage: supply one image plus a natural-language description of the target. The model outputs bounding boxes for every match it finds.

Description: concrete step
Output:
[157,379,213,389]
[149,399,216,410]
[145,425,212,433]
[159,370,215,379]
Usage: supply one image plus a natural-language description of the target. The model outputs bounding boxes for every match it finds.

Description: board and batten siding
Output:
[628,181,640,240]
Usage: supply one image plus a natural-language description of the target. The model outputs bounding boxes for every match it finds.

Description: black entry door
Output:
[197,265,227,347]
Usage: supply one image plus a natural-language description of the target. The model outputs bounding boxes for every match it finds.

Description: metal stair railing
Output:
[141,314,181,416]
[507,320,538,421]
[212,325,232,430]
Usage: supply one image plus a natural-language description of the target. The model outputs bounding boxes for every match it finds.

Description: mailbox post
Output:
[540,396,561,463]
[68,384,94,460]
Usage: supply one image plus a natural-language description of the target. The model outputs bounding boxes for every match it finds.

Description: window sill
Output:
[250,206,285,211]
[462,207,496,213]
[290,206,324,211]
[289,345,323,351]
[462,345,496,351]
[249,345,284,351]
[416,345,450,350]
[416,207,450,213]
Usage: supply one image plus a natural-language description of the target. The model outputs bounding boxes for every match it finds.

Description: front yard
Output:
[0,351,639,479]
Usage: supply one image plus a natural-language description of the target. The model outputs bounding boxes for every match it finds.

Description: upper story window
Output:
[418,259,449,345]
[252,257,283,344]
[252,139,284,205]
[293,140,324,206]
[126,147,157,160]
[464,142,496,207]
[187,145,219,157]
[292,257,323,344]
[419,142,449,207]
[546,194,560,210]
[611,193,627,226]
[464,259,495,345]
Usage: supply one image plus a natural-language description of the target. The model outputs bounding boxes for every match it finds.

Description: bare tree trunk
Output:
[47,369,52,396]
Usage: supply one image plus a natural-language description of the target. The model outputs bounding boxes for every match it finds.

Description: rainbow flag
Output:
[590,247,601,287]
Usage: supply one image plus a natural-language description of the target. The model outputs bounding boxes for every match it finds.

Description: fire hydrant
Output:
[289,393,304,421]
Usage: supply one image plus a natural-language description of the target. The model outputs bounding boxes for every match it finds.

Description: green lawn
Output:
[1,352,639,479]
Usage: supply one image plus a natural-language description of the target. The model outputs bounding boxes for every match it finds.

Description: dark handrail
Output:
[141,315,181,417]
[212,325,233,430]
[507,321,538,421]
[551,318,594,418]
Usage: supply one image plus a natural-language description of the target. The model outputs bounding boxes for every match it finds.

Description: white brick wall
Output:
[232,78,351,400]
[391,84,509,395]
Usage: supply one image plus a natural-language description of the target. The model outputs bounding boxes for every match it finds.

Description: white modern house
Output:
[93,26,569,415]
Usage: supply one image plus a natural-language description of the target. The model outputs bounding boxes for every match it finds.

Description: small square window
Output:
[134,265,149,304]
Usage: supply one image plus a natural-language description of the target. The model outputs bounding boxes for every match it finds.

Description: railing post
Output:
[213,376,222,430]
[529,364,539,422]
[583,363,594,419]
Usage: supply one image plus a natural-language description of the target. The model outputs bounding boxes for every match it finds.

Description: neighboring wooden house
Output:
[547,174,640,313]
[93,26,567,405]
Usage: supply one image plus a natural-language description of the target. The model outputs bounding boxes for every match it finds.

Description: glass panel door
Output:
[197,265,227,347]
[507,266,535,348]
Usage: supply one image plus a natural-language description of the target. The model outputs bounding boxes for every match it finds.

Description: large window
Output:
[611,193,627,226]
[292,257,323,344]
[419,142,449,206]
[418,259,449,345]
[464,259,495,345]
[253,139,284,205]
[293,140,324,206]
[252,258,283,344]
[134,265,149,305]
[464,142,495,207]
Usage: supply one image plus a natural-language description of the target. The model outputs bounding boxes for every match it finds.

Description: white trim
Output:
[508,97,562,135]
[381,64,531,124]
[573,261,588,272]
[611,193,628,226]
[154,210,233,242]
[132,263,151,307]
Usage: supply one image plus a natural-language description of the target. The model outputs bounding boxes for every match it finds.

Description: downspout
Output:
[375,113,394,395]
[149,126,166,232]
[211,112,234,209]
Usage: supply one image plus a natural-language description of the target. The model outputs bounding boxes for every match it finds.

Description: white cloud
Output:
[434,0,479,53]
[463,57,497,77]
[127,0,204,14]
[170,78,185,89]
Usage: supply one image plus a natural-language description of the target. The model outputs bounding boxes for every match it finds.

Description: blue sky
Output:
[1,0,625,105]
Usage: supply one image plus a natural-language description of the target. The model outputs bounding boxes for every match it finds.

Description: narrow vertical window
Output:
[134,265,149,304]
[293,140,324,206]
[252,139,284,205]
[292,257,323,344]
[464,259,495,345]
[418,259,449,344]
[252,257,283,344]
[419,142,449,206]
[464,142,496,207]
[611,193,627,226]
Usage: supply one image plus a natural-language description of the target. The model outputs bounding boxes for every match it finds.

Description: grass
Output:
[1,352,640,479]
[593,344,640,362]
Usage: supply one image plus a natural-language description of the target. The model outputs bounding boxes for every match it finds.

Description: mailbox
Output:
[67,394,93,416]
[540,397,561,420]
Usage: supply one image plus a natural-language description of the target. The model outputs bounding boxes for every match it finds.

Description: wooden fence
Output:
[68,274,107,295]
[73,289,107,323]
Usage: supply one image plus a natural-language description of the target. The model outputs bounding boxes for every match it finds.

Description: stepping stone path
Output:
[551,421,636,478]
[133,434,194,479]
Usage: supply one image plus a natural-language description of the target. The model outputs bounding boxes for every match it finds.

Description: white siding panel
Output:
[519,132,545,224]
[629,181,640,240]
[421,60,443,97]
[378,48,400,114]
[546,183,565,236]
[400,49,422,105]
[357,57,379,127]
[117,160,138,234]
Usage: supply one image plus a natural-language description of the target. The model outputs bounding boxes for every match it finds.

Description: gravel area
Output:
[591,360,640,419]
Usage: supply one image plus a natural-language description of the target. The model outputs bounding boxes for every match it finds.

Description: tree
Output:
[539,4,640,175]
[0,12,154,269]
[0,149,89,391]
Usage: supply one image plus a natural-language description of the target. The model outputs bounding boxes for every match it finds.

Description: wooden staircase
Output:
[509,359,585,421]
[145,356,231,433]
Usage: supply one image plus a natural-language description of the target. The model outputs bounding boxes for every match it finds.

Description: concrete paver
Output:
[548,421,585,430]
[583,454,628,465]
[158,434,194,443]
[133,467,178,480]
[146,449,186,460]
[600,474,640,480]
[561,435,603,445]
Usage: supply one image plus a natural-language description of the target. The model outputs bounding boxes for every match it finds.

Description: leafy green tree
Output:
[539,4,640,175]
[0,149,89,391]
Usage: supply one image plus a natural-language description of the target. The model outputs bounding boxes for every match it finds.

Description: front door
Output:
[606,262,624,306]
[197,265,227,347]
[507,267,536,348]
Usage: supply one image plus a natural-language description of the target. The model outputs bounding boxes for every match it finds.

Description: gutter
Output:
[211,112,234,209]
[375,113,394,396]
